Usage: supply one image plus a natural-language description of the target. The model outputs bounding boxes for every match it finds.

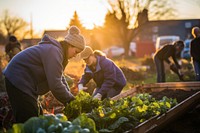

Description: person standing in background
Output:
[190,27,200,81]
[5,35,22,61]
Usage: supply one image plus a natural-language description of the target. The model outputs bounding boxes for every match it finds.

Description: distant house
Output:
[134,19,200,57]
[21,38,41,49]
[43,30,68,40]
[43,29,90,44]
[138,19,200,42]
[21,30,81,49]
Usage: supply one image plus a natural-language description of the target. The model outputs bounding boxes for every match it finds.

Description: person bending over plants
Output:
[153,40,185,83]
[3,26,86,123]
[78,46,126,100]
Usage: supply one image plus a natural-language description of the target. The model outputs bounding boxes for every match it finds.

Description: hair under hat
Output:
[64,26,86,50]
[80,46,93,59]
[173,40,184,48]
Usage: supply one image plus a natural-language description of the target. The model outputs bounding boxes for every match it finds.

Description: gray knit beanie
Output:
[80,46,93,59]
[65,26,86,50]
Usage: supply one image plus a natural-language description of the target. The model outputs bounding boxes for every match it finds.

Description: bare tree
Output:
[104,0,176,56]
[103,0,135,56]
[148,0,176,20]
[0,10,29,40]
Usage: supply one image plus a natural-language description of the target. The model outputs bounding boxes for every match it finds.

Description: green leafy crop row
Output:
[64,91,178,133]
[7,91,177,133]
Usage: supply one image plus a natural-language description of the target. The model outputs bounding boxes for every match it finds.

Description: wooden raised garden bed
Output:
[112,82,200,133]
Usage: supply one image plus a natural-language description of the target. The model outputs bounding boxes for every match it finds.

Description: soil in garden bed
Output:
[150,89,199,103]
[150,89,200,133]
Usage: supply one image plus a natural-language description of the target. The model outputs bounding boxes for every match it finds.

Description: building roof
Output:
[21,38,41,45]
[43,30,68,39]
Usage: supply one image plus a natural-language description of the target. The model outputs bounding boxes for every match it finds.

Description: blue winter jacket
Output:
[3,34,74,105]
[79,55,126,96]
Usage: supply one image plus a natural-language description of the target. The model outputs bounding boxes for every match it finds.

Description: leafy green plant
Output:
[63,91,100,120]
[8,113,97,133]
[84,93,177,133]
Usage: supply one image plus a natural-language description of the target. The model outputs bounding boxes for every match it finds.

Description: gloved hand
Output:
[78,84,88,91]
[93,93,102,100]
[170,64,184,81]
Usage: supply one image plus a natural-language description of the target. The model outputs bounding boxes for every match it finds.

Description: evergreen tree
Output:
[69,11,86,32]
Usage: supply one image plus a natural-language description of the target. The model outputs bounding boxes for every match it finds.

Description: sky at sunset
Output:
[0,0,200,34]
[0,0,109,33]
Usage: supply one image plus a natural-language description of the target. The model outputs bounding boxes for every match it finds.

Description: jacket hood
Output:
[39,34,61,49]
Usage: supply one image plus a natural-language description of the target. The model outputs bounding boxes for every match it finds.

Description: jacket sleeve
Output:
[172,53,180,69]
[62,74,70,91]
[78,68,92,86]
[163,45,172,64]
[97,59,116,96]
[190,41,194,57]
[41,46,74,105]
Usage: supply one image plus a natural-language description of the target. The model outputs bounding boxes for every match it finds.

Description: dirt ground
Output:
[150,89,200,133]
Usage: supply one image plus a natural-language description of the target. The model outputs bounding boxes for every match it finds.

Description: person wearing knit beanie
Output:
[3,25,87,123]
[78,46,127,100]
[80,46,93,59]
[65,26,86,51]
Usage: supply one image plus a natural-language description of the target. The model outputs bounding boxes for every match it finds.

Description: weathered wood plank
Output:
[111,87,138,100]
[142,82,200,89]
[112,82,200,133]
[113,82,200,101]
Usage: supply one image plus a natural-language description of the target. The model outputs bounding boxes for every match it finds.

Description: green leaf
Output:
[55,113,68,122]
[108,117,129,130]
[109,113,116,119]
[23,117,43,133]
[165,102,171,108]
[72,114,98,133]
[11,123,24,133]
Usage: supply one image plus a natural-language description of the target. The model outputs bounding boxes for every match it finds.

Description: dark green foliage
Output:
[8,113,96,133]
[8,92,177,133]
[64,92,177,133]
[63,91,100,120]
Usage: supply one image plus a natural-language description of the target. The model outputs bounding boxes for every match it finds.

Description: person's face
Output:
[177,45,183,51]
[83,55,95,66]
[67,46,82,59]
[175,44,184,54]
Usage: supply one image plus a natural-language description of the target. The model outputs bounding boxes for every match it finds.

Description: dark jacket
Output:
[3,34,74,105]
[5,42,21,60]
[154,44,180,68]
[79,55,126,96]
[190,37,200,62]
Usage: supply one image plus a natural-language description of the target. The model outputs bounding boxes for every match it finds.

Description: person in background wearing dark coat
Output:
[190,27,200,81]
[78,46,126,100]
[3,26,86,123]
[5,35,22,61]
[153,40,185,83]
